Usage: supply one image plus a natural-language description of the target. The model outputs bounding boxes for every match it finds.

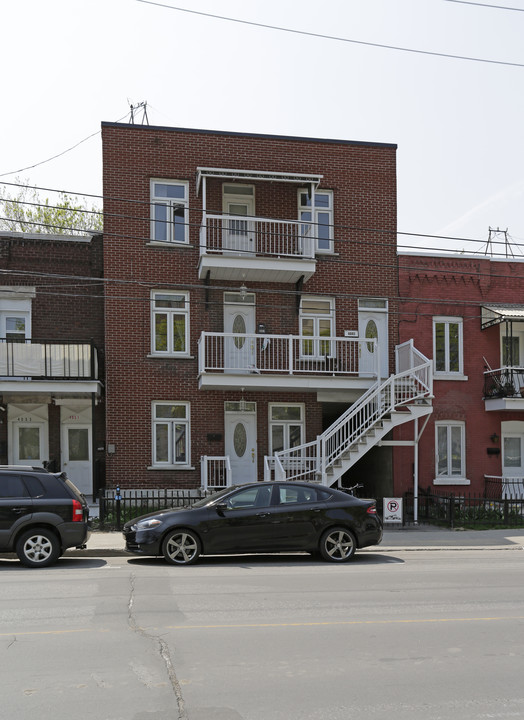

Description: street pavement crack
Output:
[128,573,188,720]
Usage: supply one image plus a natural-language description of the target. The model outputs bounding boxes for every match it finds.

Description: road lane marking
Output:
[0,629,109,637]
[165,615,524,630]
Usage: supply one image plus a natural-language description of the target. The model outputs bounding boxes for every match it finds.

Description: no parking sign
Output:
[383,497,403,523]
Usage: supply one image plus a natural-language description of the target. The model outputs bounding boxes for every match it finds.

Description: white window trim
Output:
[150,290,190,357]
[299,296,335,359]
[268,403,305,454]
[151,401,191,469]
[433,316,465,378]
[434,420,469,485]
[298,189,334,254]
[150,179,189,245]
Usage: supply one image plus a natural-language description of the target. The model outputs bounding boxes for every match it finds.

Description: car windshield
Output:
[191,487,233,509]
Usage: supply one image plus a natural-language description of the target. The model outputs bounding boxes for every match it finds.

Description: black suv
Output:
[0,466,90,567]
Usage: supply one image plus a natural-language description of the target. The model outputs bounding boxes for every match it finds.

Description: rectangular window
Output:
[150,180,189,244]
[502,336,520,366]
[152,402,190,467]
[300,297,334,357]
[433,317,463,375]
[269,404,305,454]
[298,190,333,253]
[435,422,465,480]
[151,291,189,355]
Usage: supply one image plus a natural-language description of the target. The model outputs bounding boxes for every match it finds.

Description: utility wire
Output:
[136,0,524,68]
[444,0,524,11]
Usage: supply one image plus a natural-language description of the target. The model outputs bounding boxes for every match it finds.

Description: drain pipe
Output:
[413,418,419,525]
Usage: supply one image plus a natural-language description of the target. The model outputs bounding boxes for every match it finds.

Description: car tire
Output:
[15,527,61,568]
[319,526,356,563]
[162,529,201,565]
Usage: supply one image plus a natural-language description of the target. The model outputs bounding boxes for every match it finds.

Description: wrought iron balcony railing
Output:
[0,339,99,380]
[483,367,524,399]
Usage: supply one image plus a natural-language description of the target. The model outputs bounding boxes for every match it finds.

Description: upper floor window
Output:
[433,317,463,376]
[151,291,189,356]
[150,180,189,244]
[300,297,335,358]
[0,288,33,342]
[298,190,333,253]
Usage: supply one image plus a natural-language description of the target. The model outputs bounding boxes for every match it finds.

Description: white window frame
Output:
[269,403,305,454]
[299,296,335,359]
[152,401,191,468]
[433,316,465,378]
[150,290,190,356]
[434,421,469,485]
[298,189,334,254]
[150,179,189,244]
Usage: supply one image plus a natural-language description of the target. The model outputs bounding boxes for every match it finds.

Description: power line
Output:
[136,0,524,68]
[444,0,524,11]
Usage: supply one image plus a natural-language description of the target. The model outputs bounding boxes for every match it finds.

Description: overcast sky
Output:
[1,0,523,255]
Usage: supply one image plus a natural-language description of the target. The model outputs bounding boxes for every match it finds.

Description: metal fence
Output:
[98,488,207,530]
[403,490,524,529]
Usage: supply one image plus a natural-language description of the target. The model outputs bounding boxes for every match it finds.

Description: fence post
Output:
[504,498,509,525]
[115,486,122,531]
[98,490,105,527]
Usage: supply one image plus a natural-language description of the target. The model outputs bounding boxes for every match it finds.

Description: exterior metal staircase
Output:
[271,340,433,487]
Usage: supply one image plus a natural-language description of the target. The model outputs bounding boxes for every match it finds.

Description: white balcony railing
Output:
[0,340,98,379]
[201,456,232,491]
[198,333,378,377]
[199,214,314,259]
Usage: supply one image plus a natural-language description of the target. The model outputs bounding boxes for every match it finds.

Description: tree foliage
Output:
[0,180,103,235]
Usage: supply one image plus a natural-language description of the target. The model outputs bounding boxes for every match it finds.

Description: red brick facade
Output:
[397,252,524,497]
[102,123,399,491]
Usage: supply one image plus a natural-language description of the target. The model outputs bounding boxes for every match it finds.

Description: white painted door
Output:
[358,309,389,378]
[222,196,255,253]
[224,300,256,373]
[62,424,92,495]
[225,409,257,484]
[13,423,45,466]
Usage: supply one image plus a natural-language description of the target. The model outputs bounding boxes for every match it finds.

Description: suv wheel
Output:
[16,528,61,568]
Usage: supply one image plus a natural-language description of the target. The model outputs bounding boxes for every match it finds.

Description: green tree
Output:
[0,180,103,235]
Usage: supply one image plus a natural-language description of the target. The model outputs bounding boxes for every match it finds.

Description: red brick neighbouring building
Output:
[397,251,524,502]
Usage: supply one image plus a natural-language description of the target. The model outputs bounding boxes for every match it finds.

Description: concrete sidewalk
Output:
[68,526,524,557]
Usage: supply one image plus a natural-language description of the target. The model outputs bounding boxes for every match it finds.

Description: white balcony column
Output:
[288,335,294,374]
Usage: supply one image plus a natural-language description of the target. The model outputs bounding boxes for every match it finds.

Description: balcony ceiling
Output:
[198,255,316,283]
[196,167,323,194]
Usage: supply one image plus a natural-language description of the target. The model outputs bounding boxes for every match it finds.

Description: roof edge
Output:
[100,121,397,150]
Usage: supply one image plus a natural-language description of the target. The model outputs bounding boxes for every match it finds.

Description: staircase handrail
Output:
[273,344,432,483]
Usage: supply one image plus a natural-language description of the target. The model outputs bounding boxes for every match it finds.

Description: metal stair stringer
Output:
[273,341,433,487]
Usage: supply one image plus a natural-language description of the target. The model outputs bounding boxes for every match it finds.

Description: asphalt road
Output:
[1,548,524,720]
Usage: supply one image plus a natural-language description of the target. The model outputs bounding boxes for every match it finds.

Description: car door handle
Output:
[12,507,27,514]
[256,512,270,517]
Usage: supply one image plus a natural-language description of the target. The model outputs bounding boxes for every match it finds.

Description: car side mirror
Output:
[215,502,228,515]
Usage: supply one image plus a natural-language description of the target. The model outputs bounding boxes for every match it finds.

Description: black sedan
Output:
[123,482,382,565]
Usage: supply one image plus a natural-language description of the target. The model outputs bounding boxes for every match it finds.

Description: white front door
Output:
[224,296,256,373]
[222,190,255,254]
[62,424,92,495]
[225,406,257,484]
[13,423,46,466]
[358,305,389,378]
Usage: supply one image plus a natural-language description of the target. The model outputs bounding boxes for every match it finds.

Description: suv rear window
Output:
[22,475,47,498]
[0,474,29,498]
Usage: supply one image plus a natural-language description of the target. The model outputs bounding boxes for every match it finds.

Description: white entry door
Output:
[224,296,256,373]
[62,424,92,495]
[358,301,389,378]
[222,189,255,253]
[225,406,257,484]
[13,423,46,466]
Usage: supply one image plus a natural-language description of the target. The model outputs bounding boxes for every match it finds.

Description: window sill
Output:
[148,465,195,471]
[146,241,194,249]
[147,354,195,360]
[433,477,470,486]
[434,373,468,381]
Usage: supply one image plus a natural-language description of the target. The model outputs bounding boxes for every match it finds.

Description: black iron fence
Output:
[98,487,206,530]
[403,490,524,529]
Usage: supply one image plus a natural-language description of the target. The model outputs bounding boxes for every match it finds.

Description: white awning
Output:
[481,304,524,329]
[196,167,323,195]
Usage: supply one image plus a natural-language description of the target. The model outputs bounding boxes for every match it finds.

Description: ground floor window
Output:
[435,421,465,483]
[269,404,304,453]
[152,402,190,467]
